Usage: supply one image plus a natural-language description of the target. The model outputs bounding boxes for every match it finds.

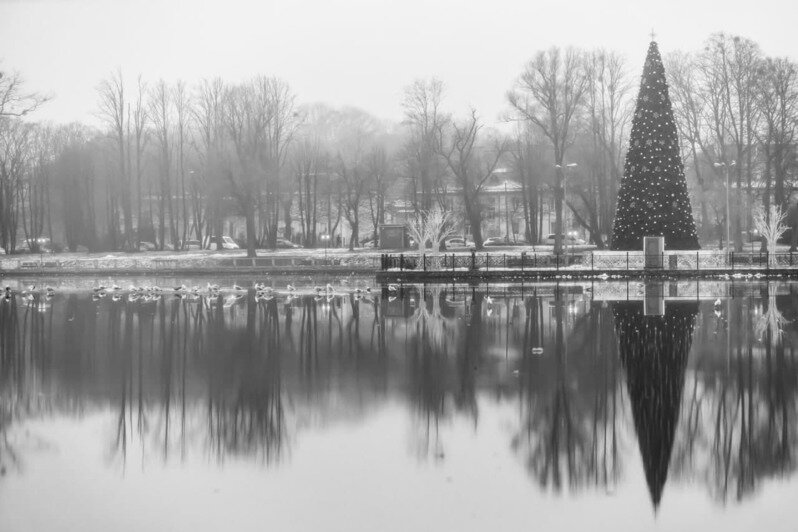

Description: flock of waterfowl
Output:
[3,279,386,309]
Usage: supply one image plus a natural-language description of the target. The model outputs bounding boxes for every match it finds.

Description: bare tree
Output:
[97,70,134,249]
[0,67,48,118]
[194,77,226,247]
[365,144,391,245]
[438,110,507,249]
[703,34,763,251]
[757,58,798,214]
[148,79,176,250]
[508,47,588,253]
[293,139,325,247]
[130,76,148,249]
[258,77,298,249]
[402,78,448,212]
[0,119,33,252]
[173,80,190,246]
[581,49,632,246]
[667,51,714,240]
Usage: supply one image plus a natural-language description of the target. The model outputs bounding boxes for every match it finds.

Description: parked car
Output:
[181,239,202,250]
[18,237,56,253]
[275,238,303,249]
[203,236,239,250]
[542,234,586,246]
[483,237,507,247]
[445,237,475,249]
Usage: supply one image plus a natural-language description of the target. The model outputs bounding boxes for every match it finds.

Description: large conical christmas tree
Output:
[611,41,699,250]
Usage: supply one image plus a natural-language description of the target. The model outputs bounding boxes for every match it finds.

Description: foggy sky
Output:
[1,0,796,128]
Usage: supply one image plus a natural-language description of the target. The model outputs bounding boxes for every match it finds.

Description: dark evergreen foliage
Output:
[613,300,698,508]
[611,41,700,250]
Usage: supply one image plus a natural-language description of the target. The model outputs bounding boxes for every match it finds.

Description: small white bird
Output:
[485,296,494,305]
[387,284,399,293]
[714,298,722,308]
[287,284,296,292]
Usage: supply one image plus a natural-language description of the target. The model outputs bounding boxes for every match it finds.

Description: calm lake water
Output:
[1,277,798,531]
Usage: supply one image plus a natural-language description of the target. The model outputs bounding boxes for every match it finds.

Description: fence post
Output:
[521,252,525,272]
[696,251,699,272]
[504,253,507,269]
[423,254,427,271]
[400,253,404,271]
[486,253,489,272]
[470,250,476,271]
[730,251,734,272]
[590,252,594,271]
[767,252,770,274]
[626,252,629,270]
[555,254,559,270]
[452,253,455,272]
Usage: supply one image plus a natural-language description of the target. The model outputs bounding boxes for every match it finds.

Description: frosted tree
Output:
[407,210,428,252]
[407,207,458,269]
[753,204,788,263]
[424,207,458,268]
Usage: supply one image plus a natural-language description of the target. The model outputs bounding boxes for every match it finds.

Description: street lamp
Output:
[713,160,736,251]
[553,163,578,254]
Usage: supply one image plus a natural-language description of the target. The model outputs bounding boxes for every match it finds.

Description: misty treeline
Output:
[0,32,796,255]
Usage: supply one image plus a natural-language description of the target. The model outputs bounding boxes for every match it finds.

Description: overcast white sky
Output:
[1,0,796,127]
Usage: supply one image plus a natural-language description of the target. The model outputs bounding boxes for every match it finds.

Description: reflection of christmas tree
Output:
[613,301,698,508]
[611,41,699,250]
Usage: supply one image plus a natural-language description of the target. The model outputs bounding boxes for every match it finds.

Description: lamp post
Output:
[713,160,736,251]
[553,163,578,254]
[504,180,510,242]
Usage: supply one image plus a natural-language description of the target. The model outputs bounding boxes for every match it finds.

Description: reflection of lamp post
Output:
[553,163,578,254]
[713,160,736,251]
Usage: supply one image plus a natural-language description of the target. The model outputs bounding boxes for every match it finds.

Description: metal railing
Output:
[0,254,379,272]
[379,250,798,272]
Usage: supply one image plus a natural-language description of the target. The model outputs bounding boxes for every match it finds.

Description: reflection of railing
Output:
[0,254,379,272]
[379,251,798,272]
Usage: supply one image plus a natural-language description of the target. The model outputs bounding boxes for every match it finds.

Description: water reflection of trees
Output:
[672,285,798,503]
[1,283,798,504]
[513,294,625,493]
